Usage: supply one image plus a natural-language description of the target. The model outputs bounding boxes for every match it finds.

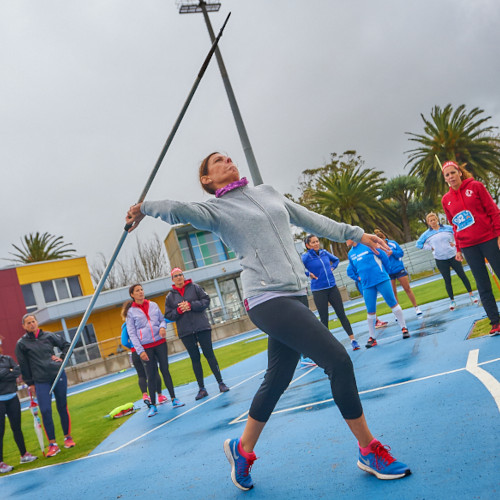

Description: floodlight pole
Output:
[180,1,263,185]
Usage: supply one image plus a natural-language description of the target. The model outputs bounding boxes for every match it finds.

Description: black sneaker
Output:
[195,388,208,400]
[365,337,378,348]
[402,328,410,339]
[219,382,230,393]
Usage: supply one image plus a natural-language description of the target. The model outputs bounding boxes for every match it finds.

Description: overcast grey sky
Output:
[1,0,499,269]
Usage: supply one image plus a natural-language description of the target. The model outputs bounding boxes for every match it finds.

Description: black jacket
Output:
[164,281,211,338]
[15,329,70,386]
[0,355,21,396]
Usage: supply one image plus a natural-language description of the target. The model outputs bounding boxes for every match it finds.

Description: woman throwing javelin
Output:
[441,161,500,335]
[126,152,411,490]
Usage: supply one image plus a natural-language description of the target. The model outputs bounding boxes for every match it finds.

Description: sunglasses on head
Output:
[172,273,184,278]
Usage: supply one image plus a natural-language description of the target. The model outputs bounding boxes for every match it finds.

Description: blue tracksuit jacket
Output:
[347,243,391,290]
[301,248,339,291]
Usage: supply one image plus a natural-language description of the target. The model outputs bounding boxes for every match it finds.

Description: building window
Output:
[178,231,235,269]
[21,284,37,313]
[21,276,84,312]
[56,324,100,365]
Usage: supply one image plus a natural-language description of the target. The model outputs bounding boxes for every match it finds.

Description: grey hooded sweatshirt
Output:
[142,184,364,299]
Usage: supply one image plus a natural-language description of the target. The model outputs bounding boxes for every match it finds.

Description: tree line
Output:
[5,103,500,277]
[287,103,500,259]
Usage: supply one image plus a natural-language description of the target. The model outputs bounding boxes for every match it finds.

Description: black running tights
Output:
[248,295,362,422]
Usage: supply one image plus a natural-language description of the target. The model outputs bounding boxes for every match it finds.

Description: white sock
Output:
[367,313,376,338]
[392,304,406,328]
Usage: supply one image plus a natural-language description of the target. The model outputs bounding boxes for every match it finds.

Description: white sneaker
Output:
[0,462,13,473]
[449,300,456,311]
[20,452,38,464]
[470,295,479,304]
[415,307,423,316]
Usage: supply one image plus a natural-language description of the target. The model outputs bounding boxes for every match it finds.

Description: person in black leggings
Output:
[417,212,477,311]
[125,151,411,490]
[120,302,166,405]
[302,235,360,351]
[126,284,184,416]
[165,268,229,400]
[0,337,37,473]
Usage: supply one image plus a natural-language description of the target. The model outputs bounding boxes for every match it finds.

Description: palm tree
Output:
[381,175,424,242]
[314,165,401,258]
[9,232,76,264]
[406,104,500,201]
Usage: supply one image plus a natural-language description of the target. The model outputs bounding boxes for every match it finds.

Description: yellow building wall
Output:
[42,295,172,359]
[15,257,94,295]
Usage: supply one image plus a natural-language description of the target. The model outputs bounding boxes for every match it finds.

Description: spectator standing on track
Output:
[120,302,168,406]
[347,240,410,348]
[125,152,411,491]
[15,314,75,458]
[416,212,477,310]
[441,161,500,335]
[0,336,38,473]
[302,234,360,351]
[126,284,185,417]
[164,268,229,400]
[373,229,422,317]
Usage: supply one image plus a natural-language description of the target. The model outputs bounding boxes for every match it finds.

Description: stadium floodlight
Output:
[177,0,221,14]
[176,1,263,186]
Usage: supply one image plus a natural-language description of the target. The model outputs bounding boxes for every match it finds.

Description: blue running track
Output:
[1,295,499,499]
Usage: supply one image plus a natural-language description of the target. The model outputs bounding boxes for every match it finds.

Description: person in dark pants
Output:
[15,314,75,458]
[126,152,410,491]
[302,235,360,351]
[0,336,37,473]
[165,268,229,400]
[120,303,167,406]
[416,212,477,310]
[441,161,500,335]
[126,284,184,417]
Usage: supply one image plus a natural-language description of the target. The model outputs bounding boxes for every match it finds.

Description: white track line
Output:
[466,349,500,413]
[230,354,500,423]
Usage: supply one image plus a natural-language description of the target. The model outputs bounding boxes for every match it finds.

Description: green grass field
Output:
[2,270,498,475]
[1,336,268,474]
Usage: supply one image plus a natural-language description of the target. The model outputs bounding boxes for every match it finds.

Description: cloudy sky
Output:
[1,0,499,270]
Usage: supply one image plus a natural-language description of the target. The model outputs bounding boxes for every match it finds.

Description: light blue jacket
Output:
[142,184,364,298]
[301,248,339,291]
[126,301,167,355]
[416,225,456,260]
[347,243,391,289]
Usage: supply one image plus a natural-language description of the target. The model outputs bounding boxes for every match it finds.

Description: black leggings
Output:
[312,286,354,337]
[248,295,362,422]
[131,350,162,395]
[142,343,175,405]
[181,330,222,389]
[0,396,26,461]
[435,257,472,299]
[462,238,500,325]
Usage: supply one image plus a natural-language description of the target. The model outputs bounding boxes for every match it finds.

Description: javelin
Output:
[50,12,231,394]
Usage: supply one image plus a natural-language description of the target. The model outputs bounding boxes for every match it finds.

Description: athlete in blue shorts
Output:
[347,240,410,348]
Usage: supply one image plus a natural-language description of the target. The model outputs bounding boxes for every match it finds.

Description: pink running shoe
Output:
[157,394,168,405]
[375,319,388,329]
